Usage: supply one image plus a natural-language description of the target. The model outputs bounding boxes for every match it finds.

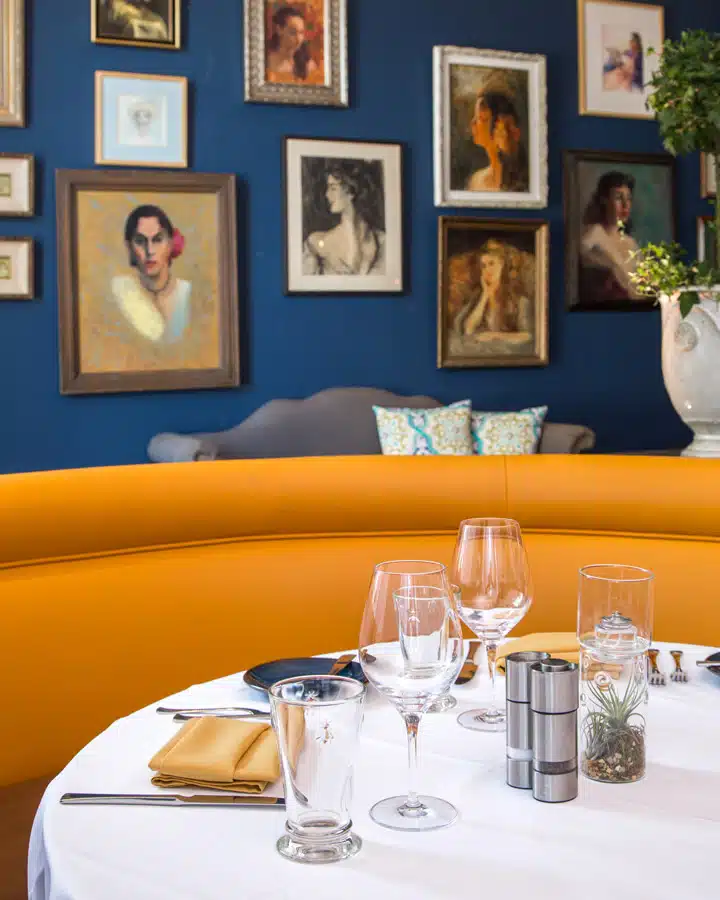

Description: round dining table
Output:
[29,641,720,900]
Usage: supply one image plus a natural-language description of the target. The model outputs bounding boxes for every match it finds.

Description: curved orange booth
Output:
[1,454,719,787]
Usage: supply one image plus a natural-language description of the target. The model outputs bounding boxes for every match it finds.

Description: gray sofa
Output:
[147,387,596,463]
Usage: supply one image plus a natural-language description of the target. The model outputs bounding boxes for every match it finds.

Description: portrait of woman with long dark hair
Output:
[265,2,324,85]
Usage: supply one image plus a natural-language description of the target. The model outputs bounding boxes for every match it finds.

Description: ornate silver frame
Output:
[0,0,25,127]
[244,0,348,107]
[433,46,548,209]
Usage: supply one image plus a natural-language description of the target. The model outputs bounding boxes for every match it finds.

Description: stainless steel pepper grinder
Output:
[505,651,551,789]
[530,658,579,803]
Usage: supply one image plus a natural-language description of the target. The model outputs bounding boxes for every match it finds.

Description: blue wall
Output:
[1,0,718,472]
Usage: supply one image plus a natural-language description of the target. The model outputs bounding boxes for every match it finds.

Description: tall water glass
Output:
[452,518,533,732]
[359,561,464,831]
[270,675,366,864]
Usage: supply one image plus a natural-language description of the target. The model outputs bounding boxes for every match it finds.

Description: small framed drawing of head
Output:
[92,0,180,50]
[95,71,187,168]
[0,237,33,300]
[437,217,549,369]
[0,154,33,216]
[284,137,404,294]
[56,169,240,395]
[245,0,347,107]
[433,46,548,209]
[698,217,717,269]
[564,150,675,311]
[701,154,716,199]
[578,0,664,119]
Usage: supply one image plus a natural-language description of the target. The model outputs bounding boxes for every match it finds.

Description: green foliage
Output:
[630,240,720,316]
[582,676,645,763]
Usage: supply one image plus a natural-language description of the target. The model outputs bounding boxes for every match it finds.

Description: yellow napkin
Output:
[149,715,289,794]
[496,633,579,674]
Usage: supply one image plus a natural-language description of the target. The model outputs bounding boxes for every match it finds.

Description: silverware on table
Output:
[670,650,688,682]
[648,649,666,686]
[60,793,284,808]
[327,653,356,676]
[455,640,482,685]
[156,706,267,716]
[173,711,271,722]
[695,658,720,668]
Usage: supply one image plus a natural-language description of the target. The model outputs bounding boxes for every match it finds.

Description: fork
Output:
[670,650,689,683]
[648,649,666,686]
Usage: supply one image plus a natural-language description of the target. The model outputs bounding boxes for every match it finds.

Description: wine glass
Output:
[359,561,464,831]
[451,518,533,732]
[426,584,461,714]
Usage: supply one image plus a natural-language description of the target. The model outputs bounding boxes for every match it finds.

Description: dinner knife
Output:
[695,659,720,668]
[60,793,285,808]
[328,653,356,676]
[156,706,268,716]
[173,712,271,721]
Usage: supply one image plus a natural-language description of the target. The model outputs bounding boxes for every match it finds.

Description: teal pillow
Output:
[467,405,548,455]
[372,400,473,456]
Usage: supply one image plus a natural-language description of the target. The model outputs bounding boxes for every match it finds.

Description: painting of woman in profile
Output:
[265,2,325,85]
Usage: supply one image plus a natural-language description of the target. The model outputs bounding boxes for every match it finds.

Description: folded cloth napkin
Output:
[496,632,579,674]
[149,714,299,794]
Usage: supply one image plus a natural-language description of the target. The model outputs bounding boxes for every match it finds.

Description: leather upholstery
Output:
[1,454,717,788]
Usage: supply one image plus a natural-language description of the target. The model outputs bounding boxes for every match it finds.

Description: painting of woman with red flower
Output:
[264,1,325,85]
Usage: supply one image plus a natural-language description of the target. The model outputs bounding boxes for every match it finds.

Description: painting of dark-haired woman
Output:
[265,0,325,85]
[564,150,674,310]
[93,0,180,49]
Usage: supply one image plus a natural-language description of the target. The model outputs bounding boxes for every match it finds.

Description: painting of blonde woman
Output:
[264,1,325,85]
[564,150,674,310]
[438,217,549,368]
[93,0,180,49]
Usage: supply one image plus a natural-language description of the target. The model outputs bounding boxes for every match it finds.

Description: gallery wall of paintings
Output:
[0,0,718,472]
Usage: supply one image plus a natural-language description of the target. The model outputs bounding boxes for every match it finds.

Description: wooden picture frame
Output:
[437,216,549,369]
[56,169,240,395]
[433,45,548,209]
[245,0,348,107]
[95,71,188,168]
[91,0,181,50]
[578,0,664,120]
[0,153,34,216]
[0,0,25,127]
[0,236,33,299]
[564,149,675,311]
[283,136,404,294]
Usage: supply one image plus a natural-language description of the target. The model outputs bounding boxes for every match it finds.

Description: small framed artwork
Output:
[0,237,33,299]
[701,154,716,199]
[284,137,403,294]
[245,0,347,107]
[698,217,717,269]
[95,71,187,168]
[0,153,33,216]
[437,217,549,369]
[91,0,180,50]
[564,149,675,311]
[578,0,664,120]
[56,169,240,395]
[0,0,25,126]
[433,45,548,209]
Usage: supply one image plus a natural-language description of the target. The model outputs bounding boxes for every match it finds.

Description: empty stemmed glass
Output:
[452,518,533,732]
[359,561,464,831]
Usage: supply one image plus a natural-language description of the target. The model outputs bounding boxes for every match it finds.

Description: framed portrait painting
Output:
[245,0,347,107]
[701,154,716,199]
[91,0,180,50]
[437,217,549,369]
[698,217,717,269]
[0,0,25,127]
[56,170,240,395]
[578,0,664,119]
[564,149,675,311]
[0,153,33,216]
[0,237,33,299]
[284,137,403,294]
[433,46,548,209]
[95,71,188,168]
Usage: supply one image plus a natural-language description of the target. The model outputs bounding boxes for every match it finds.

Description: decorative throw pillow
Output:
[466,405,548,455]
[372,400,474,456]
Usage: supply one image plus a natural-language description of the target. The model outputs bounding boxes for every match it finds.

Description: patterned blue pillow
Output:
[373,400,473,456]
[461,405,548,455]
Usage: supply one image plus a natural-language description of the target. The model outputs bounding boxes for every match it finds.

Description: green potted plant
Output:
[632,30,720,457]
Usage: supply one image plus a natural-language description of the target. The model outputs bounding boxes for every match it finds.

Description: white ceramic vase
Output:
[660,288,720,457]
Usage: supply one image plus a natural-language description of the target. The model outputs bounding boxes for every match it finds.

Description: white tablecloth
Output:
[29,642,720,900]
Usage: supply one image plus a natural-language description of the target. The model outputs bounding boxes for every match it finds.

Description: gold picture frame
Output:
[578,0,664,120]
[91,0,181,50]
[0,0,25,127]
[0,152,34,216]
[701,153,716,199]
[0,236,33,299]
[437,216,549,369]
[95,71,188,169]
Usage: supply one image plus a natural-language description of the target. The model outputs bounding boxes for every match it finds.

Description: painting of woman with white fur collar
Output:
[113,205,190,344]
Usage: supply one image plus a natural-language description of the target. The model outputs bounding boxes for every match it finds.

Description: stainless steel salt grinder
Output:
[530,658,579,803]
[505,651,551,789]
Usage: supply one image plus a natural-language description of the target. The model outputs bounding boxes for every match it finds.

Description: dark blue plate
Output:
[243,657,367,693]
